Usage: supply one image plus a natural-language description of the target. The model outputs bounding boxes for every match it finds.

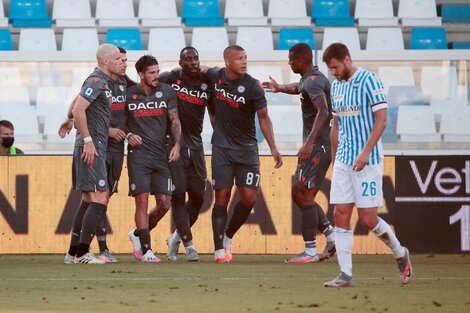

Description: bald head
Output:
[96,44,123,77]
[96,44,120,65]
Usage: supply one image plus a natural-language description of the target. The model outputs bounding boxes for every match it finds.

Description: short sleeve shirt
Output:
[107,77,127,153]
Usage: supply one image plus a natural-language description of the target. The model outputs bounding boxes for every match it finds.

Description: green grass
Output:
[0,254,469,313]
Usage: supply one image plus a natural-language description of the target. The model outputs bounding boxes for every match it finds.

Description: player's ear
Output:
[178,60,182,67]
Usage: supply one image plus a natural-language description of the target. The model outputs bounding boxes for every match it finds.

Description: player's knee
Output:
[240,197,256,209]
[171,193,185,207]
[135,196,149,211]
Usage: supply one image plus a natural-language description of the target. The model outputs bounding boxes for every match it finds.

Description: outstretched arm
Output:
[261,76,300,94]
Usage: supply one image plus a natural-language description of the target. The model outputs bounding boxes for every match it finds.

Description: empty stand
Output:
[35,87,70,116]
[1,106,40,139]
[236,27,274,52]
[268,0,310,26]
[182,0,224,26]
[383,111,398,142]
[322,27,361,50]
[52,0,95,27]
[355,0,397,26]
[312,0,354,27]
[421,66,461,111]
[148,27,186,52]
[106,28,143,50]
[138,0,182,27]
[270,105,303,142]
[398,0,441,26]
[0,29,13,50]
[387,86,426,108]
[95,0,138,27]
[410,28,448,49]
[442,4,470,23]
[191,28,228,52]
[440,109,470,142]
[70,67,95,90]
[225,0,267,26]
[451,42,470,49]
[62,28,99,51]
[396,105,440,142]
[0,1,8,27]
[10,0,52,27]
[0,67,22,86]
[366,28,404,51]
[278,28,315,50]
[19,29,57,51]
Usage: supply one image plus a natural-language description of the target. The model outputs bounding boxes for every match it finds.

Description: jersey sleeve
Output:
[206,67,220,82]
[167,86,178,110]
[330,81,339,116]
[79,75,106,103]
[159,71,171,84]
[365,73,388,112]
[253,80,267,110]
[304,76,327,102]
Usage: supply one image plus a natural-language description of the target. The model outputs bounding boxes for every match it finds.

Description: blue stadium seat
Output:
[106,29,143,50]
[451,42,470,49]
[410,28,448,49]
[441,4,470,23]
[312,0,354,26]
[182,0,224,26]
[278,28,315,50]
[10,0,52,27]
[383,110,398,143]
[0,29,13,50]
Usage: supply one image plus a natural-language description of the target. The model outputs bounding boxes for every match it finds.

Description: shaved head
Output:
[223,45,245,60]
[96,44,120,65]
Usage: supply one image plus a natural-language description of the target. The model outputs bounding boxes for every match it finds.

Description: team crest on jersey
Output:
[201,83,208,91]
[119,85,124,91]
[131,183,136,191]
[94,77,100,83]
[155,91,163,98]
[237,85,245,93]
[98,179,105,187]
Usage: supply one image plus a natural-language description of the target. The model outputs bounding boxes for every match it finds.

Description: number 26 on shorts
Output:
[361,181,376,197]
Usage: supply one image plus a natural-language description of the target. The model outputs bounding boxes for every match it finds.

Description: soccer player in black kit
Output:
[159,46,214,262]
[262,43,336,263]
[126,55,181,263]
[203,45,283,262]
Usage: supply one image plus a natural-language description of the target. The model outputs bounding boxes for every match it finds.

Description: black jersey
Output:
[160,69,212,150]
[75,68,112,150]
[206,67,266,151]
[125,83,177,159]
[299,67,332,148]
[107,77,127,153]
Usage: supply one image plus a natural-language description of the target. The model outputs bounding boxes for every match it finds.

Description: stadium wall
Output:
[1,155,468,254]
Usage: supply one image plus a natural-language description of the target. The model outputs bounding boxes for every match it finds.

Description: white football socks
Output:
[336,227,353,277]
[371,217,405,258]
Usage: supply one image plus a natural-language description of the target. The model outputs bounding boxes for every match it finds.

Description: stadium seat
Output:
[10,0,52,27]
[268,0,311,26]
[396,105,440,142]
[0,86,30,110]
[106,29,143,50]
[440,108,470,142]
[95,0,138,27]
[0,67,22,86]
[398,0,441,26]
[62,28,99,51]
[270,105,303,142]
[138,0,182,27]
[278,28,315,50]
[19,29,57,51]
[387,86,426,108]
[355,0,397,26]
[378,66,415,93]
[182,0,224,26]
[148,28,186,53]
[322,27,361,51]
[383,111,398,142]
[0,29,13,50]
[410,28,447,50]
[451,42,470,49]
[366,28,404,51]
[191,28,228,52]
[248,66,284,83]
[312,0,355,27]
[35,86,70,117]
[236,27,274,53]
[44,106,74,143]
[52,0,95,27]
[70,67,94,90]
[441,4,470,23]
[0,1,8,27]
[421,66,461,112]
[1,105,41,141]
[225,0,267,26]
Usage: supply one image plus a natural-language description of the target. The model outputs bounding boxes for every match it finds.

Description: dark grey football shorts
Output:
[106,150,124,194]
[127,155,172,196]
[72,146,108,192]
[294,146,331,189]
[169,147,207,195]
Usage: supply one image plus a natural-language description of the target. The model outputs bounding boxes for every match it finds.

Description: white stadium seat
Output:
[0,1,8,27]
[225,0,267,26]
[35,87,70,116]
[0,67,22,87]
[396,105,440,142]
[420,66,459,109]
[236,27,274,53]
[138,0,182,27]
[355,0,398,26]
[440,109,470,142]
[322,27,361,51]
[192,28,229,52]
[95,0,138,27]
[378,66,415,94]
[268,0,310,26]
[70,67,95,90]
[62,28,99,51]
[366,28,404,51]
[0,87,31,112]
[148,28,186,53]
[398,0,442,26]
[1,105,42,142]
[270,105,303,143]
[248,66,284,83]
[19,29,57,51]
[52,0,95,27]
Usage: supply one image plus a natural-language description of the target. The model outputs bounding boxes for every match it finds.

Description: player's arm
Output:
[58,95,78,138]
[207,97,216,128]
[261,76,300,94]
[330,115,339,169]
[124,107,142,146]
[71,95,97,166]
[257,107,283,169]
[168,108,181,162]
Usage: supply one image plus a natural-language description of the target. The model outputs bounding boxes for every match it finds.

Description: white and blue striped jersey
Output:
[331,68,387,166]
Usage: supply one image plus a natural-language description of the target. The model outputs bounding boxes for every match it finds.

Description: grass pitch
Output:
[0,254,469,313]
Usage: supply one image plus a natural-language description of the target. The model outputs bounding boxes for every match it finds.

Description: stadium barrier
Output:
[1,155,468,254]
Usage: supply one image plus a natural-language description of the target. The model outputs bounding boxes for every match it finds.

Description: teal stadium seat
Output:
[312,0,354,27]
[410,28,447,49]
[441,4,470,23]
[451,42,470,49]
[0,29,13,50]
[182,0,224,26]
[278,28,315,50]
[10,0,52,27]
[106,29,143,50]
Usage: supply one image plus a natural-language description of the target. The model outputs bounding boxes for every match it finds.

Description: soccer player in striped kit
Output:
[322,43,412,287]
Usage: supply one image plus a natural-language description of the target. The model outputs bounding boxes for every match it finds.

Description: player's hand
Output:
[58,119,73,138]
[168,144,180,162]
[271,148,283,169]
[297,143,313,164]
[109,127,126,142]
[353,150,371,172]
[261,76,280,93]
[82,141,98,167]
[127,133,142,146]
